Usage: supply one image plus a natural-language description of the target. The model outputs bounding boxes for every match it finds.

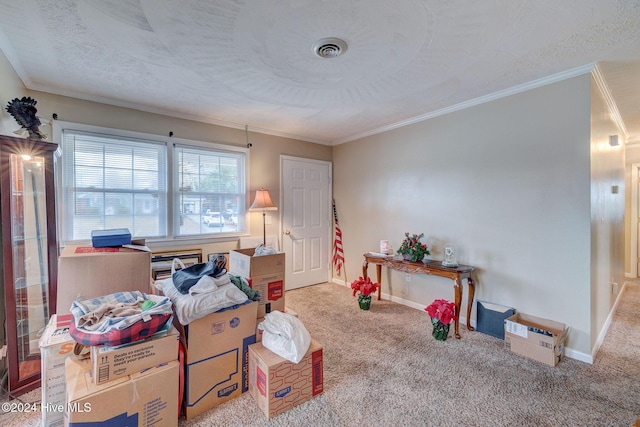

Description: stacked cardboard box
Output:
[65,357,179,426]
[40,314,82,427]
[182,300,258,419]
[249,339,324,419]
[63,324,180,425]
[57,245,152,314]
[229,248,285,317]
[55,244,181,425]
[90,326,179,385]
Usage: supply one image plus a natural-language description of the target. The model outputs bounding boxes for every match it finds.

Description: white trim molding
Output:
[591,63,629,140]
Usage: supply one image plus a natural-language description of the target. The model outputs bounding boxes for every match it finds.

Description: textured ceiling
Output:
[0,0,639,145]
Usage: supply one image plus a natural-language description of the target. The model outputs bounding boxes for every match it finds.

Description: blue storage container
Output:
[476,300,515,340]
[91,228,132,248]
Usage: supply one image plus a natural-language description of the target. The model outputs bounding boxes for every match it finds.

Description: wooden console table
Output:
[362,254,476,339]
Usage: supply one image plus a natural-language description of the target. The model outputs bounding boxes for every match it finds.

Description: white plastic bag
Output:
[254,243,278,256]
[258,311,311,363]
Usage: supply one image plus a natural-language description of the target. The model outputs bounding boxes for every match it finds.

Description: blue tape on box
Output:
[91,228,132,248]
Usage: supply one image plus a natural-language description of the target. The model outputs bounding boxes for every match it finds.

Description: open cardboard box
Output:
[229,248,285,317]
[504,312,569,367]
[182,301,258,419]
[57,245,151,314]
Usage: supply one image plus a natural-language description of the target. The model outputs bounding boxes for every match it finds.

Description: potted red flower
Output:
[350,276,380,310]
[425,299,457,341]
[397,232,430,262]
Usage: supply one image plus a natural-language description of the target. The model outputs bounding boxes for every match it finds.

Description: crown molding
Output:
[27,83,332,146]
[333,63,598,145]
[592,63,629,141]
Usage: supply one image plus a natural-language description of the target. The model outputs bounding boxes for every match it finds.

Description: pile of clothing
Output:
[69,291,173,347]
[155,255,260,325]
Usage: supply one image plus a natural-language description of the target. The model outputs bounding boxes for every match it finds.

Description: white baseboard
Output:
[331,277,347,287]
[383,291,473,330]
[566,348,592,364]
[586,281,629,364]
[331,280,593,364]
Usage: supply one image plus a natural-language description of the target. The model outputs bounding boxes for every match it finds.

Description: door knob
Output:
[284,230,291,235]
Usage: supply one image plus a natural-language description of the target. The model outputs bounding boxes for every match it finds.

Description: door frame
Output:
[631,163,640,278]
[279,155,333,286]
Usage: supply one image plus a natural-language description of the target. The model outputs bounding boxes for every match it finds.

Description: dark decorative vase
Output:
[358,295,372,310]
[431,319,450,341]
[403,253,424,262]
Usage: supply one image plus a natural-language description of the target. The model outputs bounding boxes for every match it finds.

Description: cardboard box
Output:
[65,357,179,427]
[91,228,132,248]
[249,339,324,419]
[476,300,515,340]
[504,313,569,367]
[256,308,298,343]
[184,301,258,420]
[40,314,85,427]
[230,248,285,317]
[57,245,151,314]
[229,248,285,278]
[248,276,285,318]
[91,326,179,385]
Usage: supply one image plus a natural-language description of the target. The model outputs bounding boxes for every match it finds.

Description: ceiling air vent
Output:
[313,38,348,58]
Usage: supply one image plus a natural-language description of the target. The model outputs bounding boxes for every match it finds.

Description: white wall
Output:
[333,74,596,356]
[589,76,625,352]
[0,48,27,135]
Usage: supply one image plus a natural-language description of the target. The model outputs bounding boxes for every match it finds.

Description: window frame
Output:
[54,121,250,246]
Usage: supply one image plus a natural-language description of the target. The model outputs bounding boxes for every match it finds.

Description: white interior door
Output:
[281,156,331,290]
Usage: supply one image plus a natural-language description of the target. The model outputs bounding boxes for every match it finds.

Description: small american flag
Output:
[332,199,344,275]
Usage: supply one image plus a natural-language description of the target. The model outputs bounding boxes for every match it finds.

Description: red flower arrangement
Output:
[425,299,457,324]
[397,232,430,262]
[425,299,457,341]
[350,276,380,298]
[350,276,380,310]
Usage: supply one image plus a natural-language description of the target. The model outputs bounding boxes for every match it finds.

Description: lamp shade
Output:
[250,188,277,211]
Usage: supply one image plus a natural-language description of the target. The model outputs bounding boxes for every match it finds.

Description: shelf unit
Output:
[0,135,58,396]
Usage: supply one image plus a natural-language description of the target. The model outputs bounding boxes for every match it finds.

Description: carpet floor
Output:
[2,281,639,426]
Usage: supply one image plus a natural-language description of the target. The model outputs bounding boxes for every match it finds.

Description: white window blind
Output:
[174,144,245,237]
[60,130,168,242]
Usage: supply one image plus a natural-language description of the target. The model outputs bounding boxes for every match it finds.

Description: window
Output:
[59,124,247,244]
[174,144,245,237]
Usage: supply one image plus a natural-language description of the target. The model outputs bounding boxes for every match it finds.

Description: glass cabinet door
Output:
[0,136,58,396]
[11,152,50,383]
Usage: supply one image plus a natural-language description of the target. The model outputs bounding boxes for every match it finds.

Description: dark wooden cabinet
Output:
[0,135,58,396]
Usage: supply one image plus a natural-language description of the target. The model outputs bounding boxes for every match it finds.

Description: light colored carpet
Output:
[3,282,639,426]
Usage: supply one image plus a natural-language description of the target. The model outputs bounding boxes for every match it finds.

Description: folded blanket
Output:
[187,273,232,296]
[77,301,142,331]
[70,291,173,334]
